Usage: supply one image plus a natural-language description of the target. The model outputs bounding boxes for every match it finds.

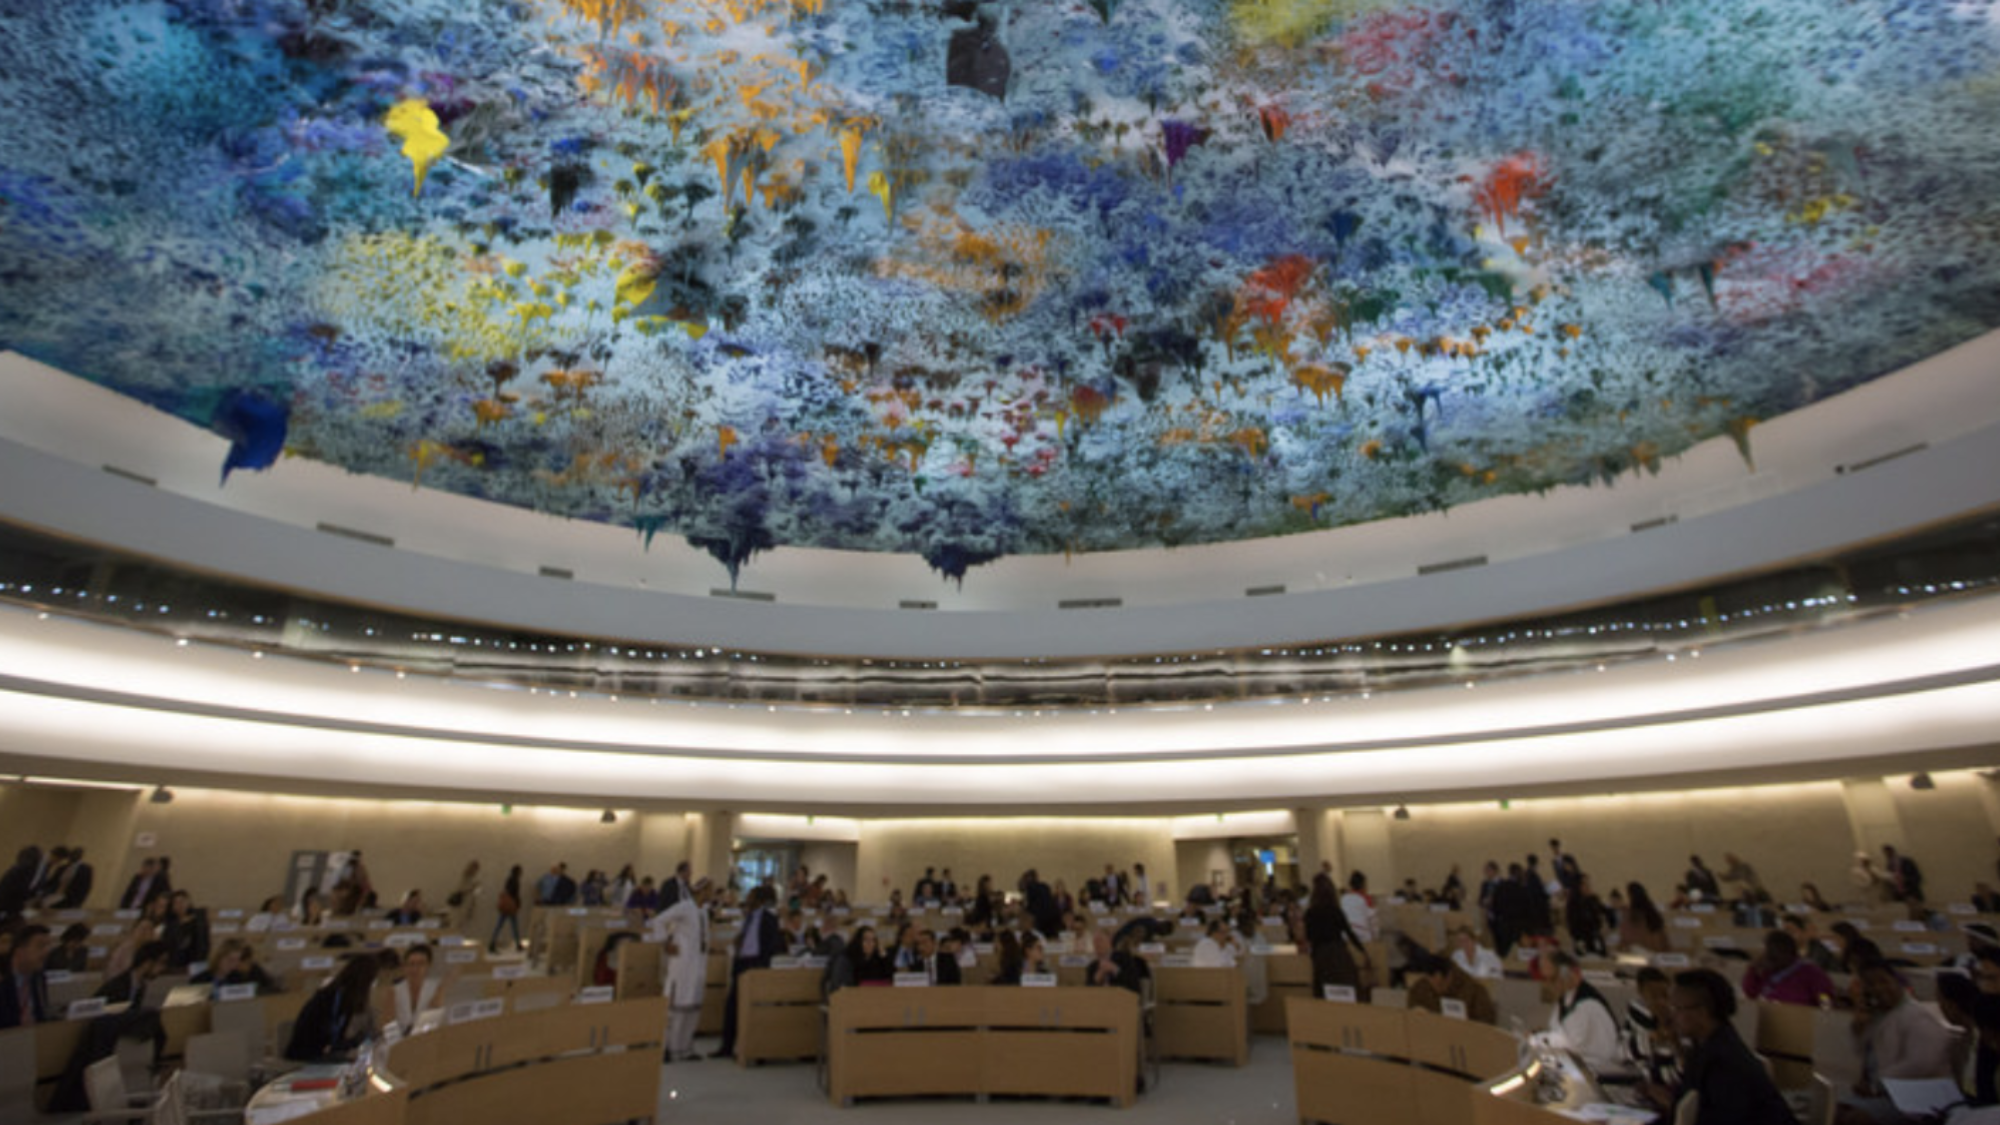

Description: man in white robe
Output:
[652,877,710,1061]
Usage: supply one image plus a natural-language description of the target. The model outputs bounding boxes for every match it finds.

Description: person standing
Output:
[490,865,523,953]
[1304,873,1372,1000]
[0,924,52,1028]
[713,885,780,1059]
[653,875,711,1061]
[1884,845,1926,905]
[449,860,481,933]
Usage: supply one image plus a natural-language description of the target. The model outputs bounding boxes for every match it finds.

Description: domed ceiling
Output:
[3,0,1998,584]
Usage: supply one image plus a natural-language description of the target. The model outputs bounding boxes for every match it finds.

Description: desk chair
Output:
[82,1056,152,1124]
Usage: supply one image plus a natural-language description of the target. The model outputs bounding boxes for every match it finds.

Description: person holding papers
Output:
[1837,958,1959,1125]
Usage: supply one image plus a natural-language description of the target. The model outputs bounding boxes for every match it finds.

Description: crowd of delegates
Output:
[9,836,2000,1125]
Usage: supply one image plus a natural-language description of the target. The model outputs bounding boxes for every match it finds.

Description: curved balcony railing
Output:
[1,514,1997,711]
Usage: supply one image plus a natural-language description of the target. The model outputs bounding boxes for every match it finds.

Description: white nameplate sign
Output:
[801,956,829,970]
[1161,954,1193,968]
[1901,943,1940,956]
[893,972,930,988]
[301,956,335,970]
[492,964,529,980]
[384,933,421,948]
[1020,973,1057,988]
[1097,917,1119,928]
[1139,942,1166,955]
[368,920,392,931]
[218,983,257,1002]
[447,998,504,1025]
[1090,903,1108,915]
[1178,918,1201,928]
[1671,917,1702,929]
[92,924,124,936]
[445,950,479,965]
[217,909,245,919]
[324,920,350,930]
[941,907,963,916]
[1045,940,1071,955]
[1689,904,1718,914]
[113,910,139,921]
[44,970,73,984]
[1431,904,1453,913]
[1893,921,1927,933]
[1948,904,1978,916]
[1702,936,1737,950]
[567,908,589,917]
[271,920,297,932]
[1653,953,1691,968]
[277,938,308,951]
[1441,998,1469,1021]
[576,986,615,1004]
[67,998,108,1020]
[1323,985,1357,1003]
[832,907,851,916]
[769,956,802,969]
[418,919,442,930]
[973,943,995,955]
[1583,970,1619,984]
[1058,954,1092,968]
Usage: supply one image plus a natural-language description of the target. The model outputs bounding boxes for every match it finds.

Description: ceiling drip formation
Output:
[4,513,1998,712]
[1,0,1998,584]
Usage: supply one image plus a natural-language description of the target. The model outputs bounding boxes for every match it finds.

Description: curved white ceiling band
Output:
[2,329,1998,659]
[0,596,1995,806]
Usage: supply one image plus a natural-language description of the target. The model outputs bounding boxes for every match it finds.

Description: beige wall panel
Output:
[856,817,1175,905]
[1383,782,1860,907]
[1885,771,2000,903]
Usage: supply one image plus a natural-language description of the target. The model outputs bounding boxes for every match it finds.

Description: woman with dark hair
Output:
[846,926,894,985]
[295,888,327,927]
[1304,873,1371,1000]
[490,865,523,953]
[965,875,997,929]
[47,924,91,974]
[989,930,1025,986]
[1618,882,1667,952]
[389,943,441,1034]
[285,954,383,1062]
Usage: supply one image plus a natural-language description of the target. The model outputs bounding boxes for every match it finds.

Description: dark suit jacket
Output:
[735,908,783,967]
[1675,1022,1795,1125]
[120,873,171,910]
[928,952,962,985]
[0,970,51,1028]
[56,863,93,909]
[660,878,692,911]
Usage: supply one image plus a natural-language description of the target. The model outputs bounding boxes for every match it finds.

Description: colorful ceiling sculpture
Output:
[2,0,1998,583]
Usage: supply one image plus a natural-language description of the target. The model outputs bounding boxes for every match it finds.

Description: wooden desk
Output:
[1289,997,1545,1125]
[828,986,1138,1107]
[1153,967,1247,1066]
[1253,953,1312,1035]
[736,968,823,1065]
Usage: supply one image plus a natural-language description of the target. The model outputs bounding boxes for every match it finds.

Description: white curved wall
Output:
[2,329,1998,658]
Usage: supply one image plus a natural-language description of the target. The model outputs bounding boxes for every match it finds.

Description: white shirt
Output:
[1192,936,1238,968]
[1453,944,1506,980]
[393,976,441,1034]
[1549,985,1623,1071]
[1341,892,1378,941]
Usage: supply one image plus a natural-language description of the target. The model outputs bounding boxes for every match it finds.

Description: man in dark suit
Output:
[0,924,52,1028]
[0,846,41,922]
[51,847,93,909]
[119,857,170,911]
[660,861,695,911]
[918,930,960,985]
[96,941,170,1007]
[1022,869,1062,938]
[714,885,782,1059]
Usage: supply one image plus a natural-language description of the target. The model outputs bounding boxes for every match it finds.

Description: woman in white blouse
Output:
[1192,918,1241,968]
[391,943,443,1034]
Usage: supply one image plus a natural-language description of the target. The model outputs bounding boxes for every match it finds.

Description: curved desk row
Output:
[265,996,668,1125]
[1287,997,1561,1125]
[828,986,1139,1107]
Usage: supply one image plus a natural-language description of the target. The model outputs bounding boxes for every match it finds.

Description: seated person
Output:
[46,924,91,974]
[989,931,1025,986]
[1019,933,1050,979]
[191,938,278,996]
[384,890,427,926]
[96,940,171,1007]
[1742,928,1836,1007]
[1838,958,1961,1125]
[160,891,209,969]
[387,943,443,1034]
[845,926,894,986]
[1543,952,1623,1072]
[247,896,289,933]
[285,955,383,1063]
[1669,968,1796,1125]
[916,930,960,985]
[1192,918,1240,968]
[1406,952,1497,1024]
[1621,967,1683,1110]
[1449,926,1505,980]
[1785,913,1843,973]
[102,920,158,981]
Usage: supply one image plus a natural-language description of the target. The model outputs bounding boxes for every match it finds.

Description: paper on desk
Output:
[1556,1105,1653,1123]
[1884,1077,1966,1117]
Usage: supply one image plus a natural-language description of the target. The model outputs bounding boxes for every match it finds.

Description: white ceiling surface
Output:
[0,331,1997,659]
[1,596,1997,807]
